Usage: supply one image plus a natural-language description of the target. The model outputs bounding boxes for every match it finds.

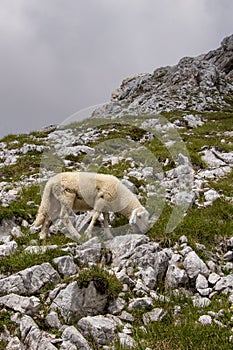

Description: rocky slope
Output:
[0,35,233,349]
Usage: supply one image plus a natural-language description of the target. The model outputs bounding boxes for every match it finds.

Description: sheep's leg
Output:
[103,212,113,240]
[57,191,81,240]
[39,215,52,240]
[60,204,81,240]
[84,210,100,239]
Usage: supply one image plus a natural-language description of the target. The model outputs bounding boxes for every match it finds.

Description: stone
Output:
[204,189,220,204]
[11,227,23,238]
[214,275,233,292]
[208,272,221,285]
[143,308,167,325]
[223,251,233,261]
[179,235,188,244]
[45,311,62,329]
[139,266,157,289]
[183,251,209,280]
[62,325,91,350]
[53,255,78,277]
[0,263,60,296]
[183,114,204,128]
[107,297,126,315]
[115,269,135,287]
[51,281,108,324]
[227,237,233,249]
[119,311,135,322]
[6,337,24,350]
[118,333,136,349]
[20,315,57,350]
[197,288,212,297]
[0,293,40,316]
[165,264,188,289]
[207,260,216,272]
[60,341,77,350]
[192,296,211,308]
[105,234,149,267]
[24,245,58,254]
[196,274,208,289]
[0,240,18,257]
[78,315,117,345]
[198,315,212,325]
[74,237,103,265]
[128,297,153,311]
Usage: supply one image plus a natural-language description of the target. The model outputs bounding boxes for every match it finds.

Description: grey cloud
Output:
[0,0,232,138]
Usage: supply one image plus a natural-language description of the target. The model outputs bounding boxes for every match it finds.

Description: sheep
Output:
[33,171,149,240]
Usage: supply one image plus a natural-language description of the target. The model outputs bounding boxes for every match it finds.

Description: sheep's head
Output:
[129,207,149,234]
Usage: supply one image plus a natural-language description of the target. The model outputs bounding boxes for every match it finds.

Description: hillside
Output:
[0,35,233,349]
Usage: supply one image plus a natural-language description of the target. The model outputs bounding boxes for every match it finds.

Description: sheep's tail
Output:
[34,181,53,227]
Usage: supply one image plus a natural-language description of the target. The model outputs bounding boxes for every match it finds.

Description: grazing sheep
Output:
[33,172,149,240]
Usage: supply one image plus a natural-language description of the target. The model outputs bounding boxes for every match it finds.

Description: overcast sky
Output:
[0,0,232,138]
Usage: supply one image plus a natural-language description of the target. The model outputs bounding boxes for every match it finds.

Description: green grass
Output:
[114,293,232,350]
[0,128,55,149]
[0,184,41,223]
[148,198,233,250]
[75,265,122,299]
[0,247,67,275]
[0,152,42,182]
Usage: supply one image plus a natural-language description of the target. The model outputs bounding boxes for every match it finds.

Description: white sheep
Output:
[33,172,149,240]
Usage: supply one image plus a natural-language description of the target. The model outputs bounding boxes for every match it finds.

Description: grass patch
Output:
[0,184,41,223]
[0,128,55,149]
[148,198,233,250]
[0,247,67,275]
[75,265,122,299]
[115,292,232,350]
[0,152,42,182]
[174,199,233,249]
[0,309,17,334]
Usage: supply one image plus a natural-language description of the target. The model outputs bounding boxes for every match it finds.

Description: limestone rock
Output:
[165,264,188,289]
[74,237,103,265]
[61,325,91,350]
[51,281,108,324]
[214,275,233,293]
[0,263,60,296]
[53,255,78,277]
[0,293,40,316]
[107,297,126,315]
[0,240,18,257]
[143,308,167,325]
[20,315,57,350]
[192,296,211,308]
[208,272,221,285]
[128,297,153,311]
[196,274,209,290]
[6,337,24,350]
[106,234,149,267]
[118,332,136,349]
[78,315,117,345]
[198,315,212,325]
[45,311,62,329]
[183,251,209,281]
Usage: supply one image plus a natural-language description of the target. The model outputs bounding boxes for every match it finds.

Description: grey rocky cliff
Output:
[96,34,233,117]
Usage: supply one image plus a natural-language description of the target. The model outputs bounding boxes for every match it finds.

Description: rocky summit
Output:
[0,35,233,349]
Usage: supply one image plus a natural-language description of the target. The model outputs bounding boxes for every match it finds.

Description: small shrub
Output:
[76,265,122,299]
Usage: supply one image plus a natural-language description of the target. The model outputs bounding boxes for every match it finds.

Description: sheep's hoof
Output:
[39,231,47,240]
[103,228,113,241]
